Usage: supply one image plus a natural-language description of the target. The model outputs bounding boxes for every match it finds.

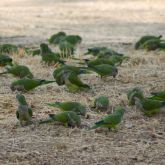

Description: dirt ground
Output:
[0,0,165,164]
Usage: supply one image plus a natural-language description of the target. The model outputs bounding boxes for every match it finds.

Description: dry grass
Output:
[0,43,165,165]
[0,0,165,164]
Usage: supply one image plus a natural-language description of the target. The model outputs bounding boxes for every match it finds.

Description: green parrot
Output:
[134,97,165,117]
[0,64,33,78]
[48,32,66,45]
[84,56,128,67]
[39,111,81,127]
[84,58,115,67]
[0,54,13,66]
[85,47,123,57]
[127,87,144,105]
[105,55,129,66]
[53,65,90,86]
[90,106,125,131]
[97,51,124,59]
[94,96,110,112]
[88,64,118,78]
[47,101,86,116]
[10,78,55,92]
[135,35,162,49]
[40,43,65,65]
[64,72,90,92]
[140,38,161,51]
[53,69,70,86]
[16,93,33,126]
[0,44,18,53]
[148,90,165,101]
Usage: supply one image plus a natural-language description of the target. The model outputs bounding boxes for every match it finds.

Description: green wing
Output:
[68,73,90,88]
[149,90,165,101]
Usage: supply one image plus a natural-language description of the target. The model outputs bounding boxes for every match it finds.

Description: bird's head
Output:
[112,67,118,78]
[74,35,82,44]
[56,32,66,37]
[127,87,144,105]
[115,106,125,116]
[40,79,55,85]
[40,43,51,54]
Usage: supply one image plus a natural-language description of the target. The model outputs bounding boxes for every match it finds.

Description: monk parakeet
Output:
[64,72,90,92]
[134,97,165,116]
[85,47,123,57]
[53,65,88,77]
[39,111,81,127]
[135,35,162,49]
[0,54,13,66]
[10,78,55,92]
[40,43,65,65]
[0,64,33,78]
[16,93,33,126]
[88,64,118,78]
[48,32,66,45]
[53,65,90,85]
[148,90,165,101]
[0,44,18,53]
[47,101,86,116]
[127,87,144,105]
[97,51,124,59]
[84,58,115,67]
[84,56,128,67]
[94,96,110,112]
[106,55,129,66]
[140,39,161,51]
[90,106,125,131]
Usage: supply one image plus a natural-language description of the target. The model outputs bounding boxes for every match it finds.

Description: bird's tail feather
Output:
[39,114,57,124]
[40,80,55,85]
[89,120,104,130]
[46,102,60,107]
[39,119,54,124]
